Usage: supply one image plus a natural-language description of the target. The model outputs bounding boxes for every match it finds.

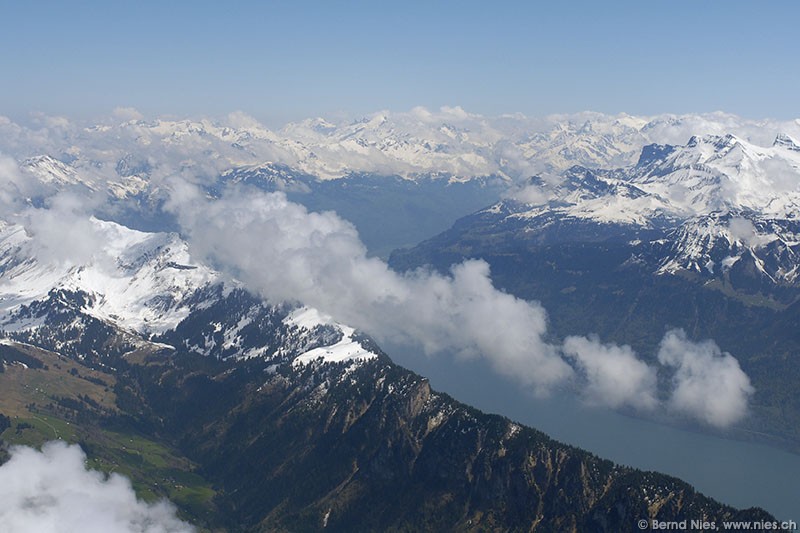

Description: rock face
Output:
[120,339,771,532]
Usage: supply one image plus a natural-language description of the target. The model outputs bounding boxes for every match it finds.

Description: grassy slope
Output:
[0,341,218,528]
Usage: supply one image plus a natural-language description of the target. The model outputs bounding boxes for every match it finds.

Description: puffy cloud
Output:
[30,112,71,130]
[759,156,800,193]
[0,149,118,273]
[727,217,771,248]
[506,183,550,205]
[0,153,28,212]
[409,106,435,123]
[657,329,754,428]
[166,185,573,393]
[166,183,757,421]
[19,193,110,266]
[438,105,470,121]
[0,441,194,533]
[224,111,265,131]
[563,335,658,410]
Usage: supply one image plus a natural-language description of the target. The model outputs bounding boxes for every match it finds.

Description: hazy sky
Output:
[2,1,797,125]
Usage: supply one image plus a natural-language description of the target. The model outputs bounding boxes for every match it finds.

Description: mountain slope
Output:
[0,218,773,530]
[121,341,771,532]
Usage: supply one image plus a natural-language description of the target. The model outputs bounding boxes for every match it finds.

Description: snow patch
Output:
[286,306,378,367]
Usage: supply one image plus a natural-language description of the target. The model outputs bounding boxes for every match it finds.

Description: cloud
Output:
[166,184,573,394]
[657,329,754,428]
[29,112,71,130]
[0,151,113,267]
[166,183,757,423]
[506,183,550,205]
[0,153,28,212]
[563,335,658,410]
[0,109,767,423]
[759,156,800,194]
[113,107,144,122]
[727,217,771,248]
[224,111,265,131]
[20,193,110,266]
[0,441,194,533]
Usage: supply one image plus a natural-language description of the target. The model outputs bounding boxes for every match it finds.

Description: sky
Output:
[1,1,798,125]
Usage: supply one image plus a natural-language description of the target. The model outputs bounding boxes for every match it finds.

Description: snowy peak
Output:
[635,143,676,169]
[501,168,674,228]
[21,155,97,191]
[628,133,800,217]
[285,307,378,367]
[2,110,800,183]
[0,217,379,371]
[217,162,313,194]
[654,211,800,288]
[0,218,217,335]
[774,132,800,151]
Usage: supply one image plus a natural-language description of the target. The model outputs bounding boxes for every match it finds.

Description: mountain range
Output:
[0,217,774,530]
[390,131,800,450]
[2,108,798,529]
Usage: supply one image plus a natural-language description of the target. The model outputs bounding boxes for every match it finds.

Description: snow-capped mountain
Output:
[0,219,216,334]
[386,129,800,458]
[2,109,799,188]
[3,109,800,292]
[463,131,800,290]
[0,218,378,367]
[652,211,800,287]
[629,133,800,218]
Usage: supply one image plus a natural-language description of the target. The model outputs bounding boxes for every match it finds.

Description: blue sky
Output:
[1,1,798,125]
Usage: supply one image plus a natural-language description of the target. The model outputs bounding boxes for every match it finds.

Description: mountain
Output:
[389,133,800,449]
[0,218,773,530]
[4,110,799,259]
[3,110,799,186]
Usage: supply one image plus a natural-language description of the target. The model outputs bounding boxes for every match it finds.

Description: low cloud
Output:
[0,441,193,533]
[20,193,110,266]
[166,183,756,424]
[563,335,658,410]
[507,184,550,205]
[1,151,758,426]
[658,329,754,428]
[727,217,771,248]
[113,107,144,122]
[167,184,573,394]
[0,153,27,211]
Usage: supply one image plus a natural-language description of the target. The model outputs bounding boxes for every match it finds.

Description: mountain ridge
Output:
[0,216,775,530]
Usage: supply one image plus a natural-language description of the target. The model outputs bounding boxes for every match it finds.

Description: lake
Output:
[386,342,800,521]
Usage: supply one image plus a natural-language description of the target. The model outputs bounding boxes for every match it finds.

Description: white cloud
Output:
[20,193,110,266]
[166,184,573,394]
[727,217,771,248]
[0,441,194,533]
[508,183,550,205]
[439,105,470,121]
[166,183,758,421]
[224,111,264,131]
[0,153,27,212]
[657,329,754,428]
[0,109,770,423]
[759,156,800,193]
[410,106,435,123]
[563,335,658,410]
[113,107,144,122]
